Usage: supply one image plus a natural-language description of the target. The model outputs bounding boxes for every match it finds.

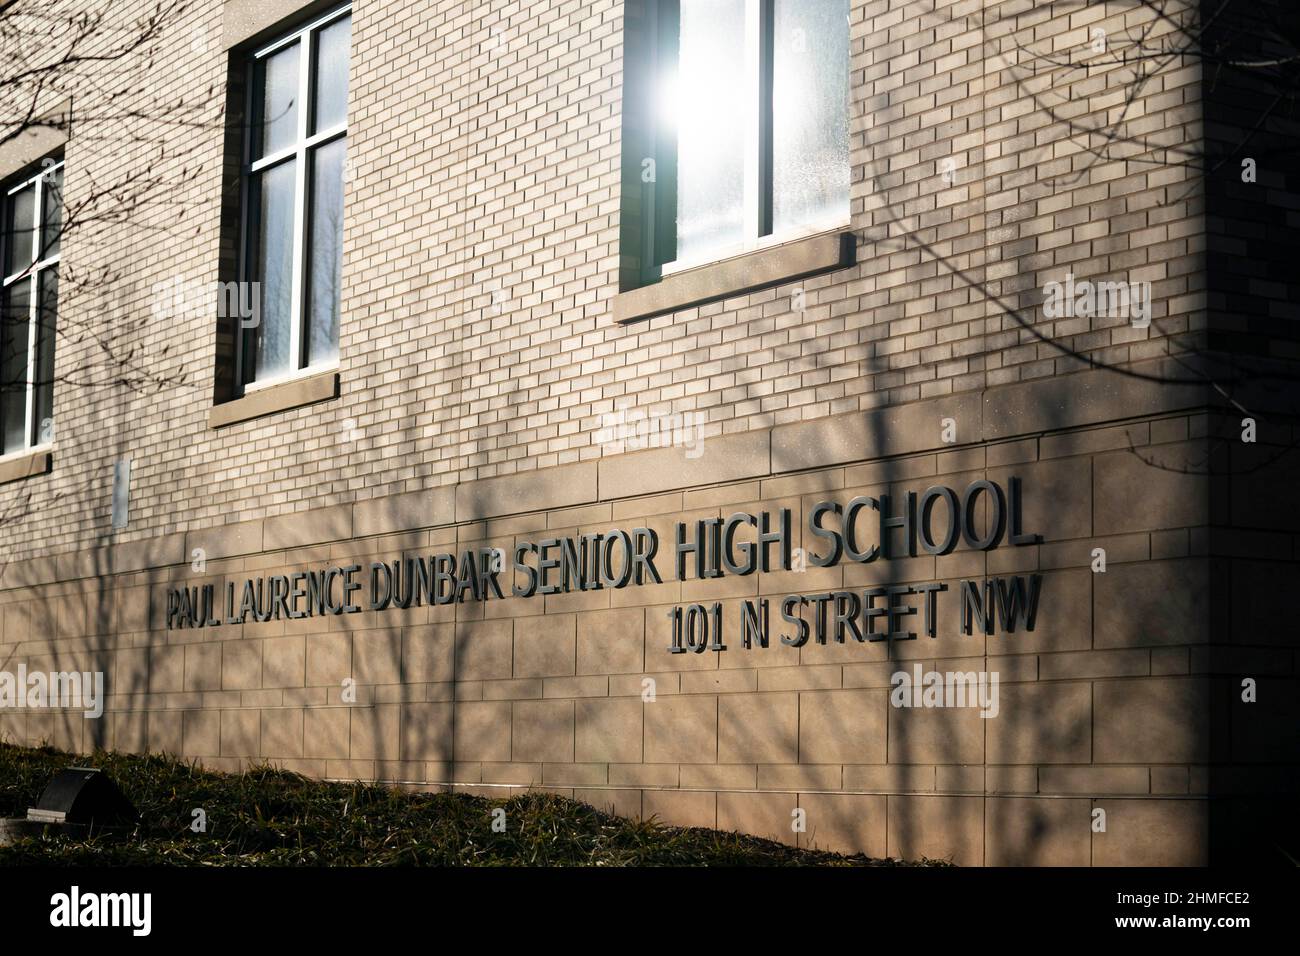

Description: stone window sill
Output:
[612,230,856,324]
[208,370,339,428]
[0,447,52,485]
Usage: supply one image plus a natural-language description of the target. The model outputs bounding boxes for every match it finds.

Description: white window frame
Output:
[0,159,62,459]
[658,0,850,277]
[237,2,350,393]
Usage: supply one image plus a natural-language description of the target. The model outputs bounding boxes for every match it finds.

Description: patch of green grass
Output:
[0,743,948,866]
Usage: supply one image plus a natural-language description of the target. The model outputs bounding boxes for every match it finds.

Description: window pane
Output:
[673,0,747,265]
[248,159,297,381]
[40,165,63,261]
[0,280,31,452]
[306,137,345,367]
[312,16,351,133]
[254,41,300,159]
[4,183,35,279]
[34,269,56,445]
[772,0,851,235]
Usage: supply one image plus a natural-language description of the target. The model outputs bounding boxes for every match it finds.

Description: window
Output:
[0,159,61,455]
[239,4,350,390]
[626,0,850,286]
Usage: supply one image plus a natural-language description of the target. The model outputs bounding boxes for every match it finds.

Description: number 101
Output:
[667,603,724,654]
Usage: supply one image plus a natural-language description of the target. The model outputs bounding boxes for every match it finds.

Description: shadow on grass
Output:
[0,743,951,866]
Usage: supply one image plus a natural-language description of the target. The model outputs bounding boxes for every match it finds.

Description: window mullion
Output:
[288,33,312,372]
[24,175,42,447]
[249,145,297,175]
[758,0,774,239]
[743,0,763,247]
[235,60,254,390]
[0,205,5,455]
[23,272,38,448]
[304,123,346,151]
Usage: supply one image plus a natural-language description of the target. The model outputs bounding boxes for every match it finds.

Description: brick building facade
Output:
[0,0,1295,865]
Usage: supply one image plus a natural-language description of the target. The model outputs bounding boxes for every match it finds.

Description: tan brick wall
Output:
[0,0,1207,561]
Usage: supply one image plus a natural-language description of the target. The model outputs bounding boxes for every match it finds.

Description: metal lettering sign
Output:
[165,477,1044,653]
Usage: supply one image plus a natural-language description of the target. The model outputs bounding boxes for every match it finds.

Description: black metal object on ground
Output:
[27,767,138,829]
